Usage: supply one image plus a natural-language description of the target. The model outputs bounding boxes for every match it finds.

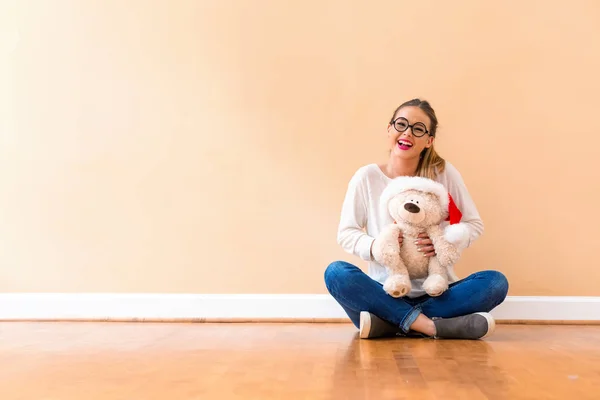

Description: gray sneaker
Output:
[432,312,496,340]
[359,311,403,339]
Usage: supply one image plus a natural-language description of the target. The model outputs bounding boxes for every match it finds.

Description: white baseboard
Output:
[490,296,600,321]
[0,294,598,322]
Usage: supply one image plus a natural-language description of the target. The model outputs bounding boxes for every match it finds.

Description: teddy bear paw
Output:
[423,274,448,297]
[384,275,411,298]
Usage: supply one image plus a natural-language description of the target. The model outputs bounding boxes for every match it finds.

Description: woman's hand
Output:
[416,232,436,257]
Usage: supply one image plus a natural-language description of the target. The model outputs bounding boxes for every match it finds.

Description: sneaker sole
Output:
[359,311,371,339]
[475,312,496,339]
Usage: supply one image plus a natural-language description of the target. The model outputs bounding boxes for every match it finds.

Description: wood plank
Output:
[0,322,598,399]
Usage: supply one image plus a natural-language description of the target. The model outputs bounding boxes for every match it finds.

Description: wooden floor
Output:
[1,322,599,399]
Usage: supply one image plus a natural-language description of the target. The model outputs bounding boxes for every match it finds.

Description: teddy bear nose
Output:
[404,203,420,213]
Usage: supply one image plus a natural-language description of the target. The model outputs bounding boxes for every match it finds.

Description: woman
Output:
[324,99,508,340]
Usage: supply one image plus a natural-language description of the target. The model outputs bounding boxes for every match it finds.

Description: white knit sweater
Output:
[336,162,484,297]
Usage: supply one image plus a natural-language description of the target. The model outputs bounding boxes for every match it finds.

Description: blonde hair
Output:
[416,146,445,180]
[390,99,446,180]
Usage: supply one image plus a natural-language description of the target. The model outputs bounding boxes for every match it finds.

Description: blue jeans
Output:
[324,260,509,334]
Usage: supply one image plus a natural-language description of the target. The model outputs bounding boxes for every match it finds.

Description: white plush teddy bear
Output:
[371,176,471,298]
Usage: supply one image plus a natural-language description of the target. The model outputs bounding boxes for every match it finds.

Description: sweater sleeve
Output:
[443,163,484,248]
[336,168,376,261]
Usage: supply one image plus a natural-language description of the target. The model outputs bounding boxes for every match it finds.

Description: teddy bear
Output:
[371,176,471,298]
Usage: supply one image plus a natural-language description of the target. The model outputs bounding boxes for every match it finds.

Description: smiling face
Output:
[387,189,445,228]
[387,106,434,160]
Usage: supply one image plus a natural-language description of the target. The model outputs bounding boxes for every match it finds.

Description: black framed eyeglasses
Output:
[392,117,430,137]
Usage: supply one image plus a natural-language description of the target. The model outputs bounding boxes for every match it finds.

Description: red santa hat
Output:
[379,176,469,246]
[446,193,462,225]
[379,176,460,223]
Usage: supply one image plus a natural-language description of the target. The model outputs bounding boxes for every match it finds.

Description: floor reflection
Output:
[329,332,510,399]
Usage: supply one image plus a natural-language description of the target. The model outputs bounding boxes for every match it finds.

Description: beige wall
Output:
[1,1,599,295]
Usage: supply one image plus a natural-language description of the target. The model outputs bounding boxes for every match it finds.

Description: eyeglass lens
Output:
[394,118,428,137]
